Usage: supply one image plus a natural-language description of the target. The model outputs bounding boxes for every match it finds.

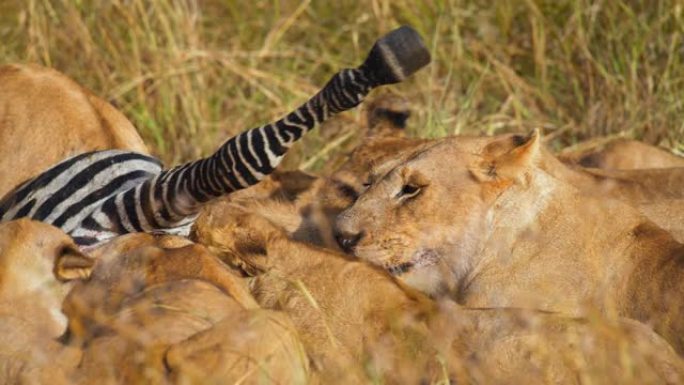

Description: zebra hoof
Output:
[361,25,431,85]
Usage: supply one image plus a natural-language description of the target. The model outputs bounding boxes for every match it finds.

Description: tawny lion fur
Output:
[335,131,684,355]
[194,203,684,385]
[0,64,148,197]
[62,233,308,385]
[558,138,684,170]
[0,219,92,385]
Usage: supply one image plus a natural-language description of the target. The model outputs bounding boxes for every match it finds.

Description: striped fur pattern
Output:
[0,26,430,246]
[0,69,378,246]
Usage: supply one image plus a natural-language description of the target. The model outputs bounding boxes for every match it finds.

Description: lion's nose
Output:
[335,230,364,253]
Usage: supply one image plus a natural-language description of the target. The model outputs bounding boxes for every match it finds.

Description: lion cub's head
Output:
[335,131,545,296]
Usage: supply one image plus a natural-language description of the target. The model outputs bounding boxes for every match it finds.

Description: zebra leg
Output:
[178,26,430,207]
[96,26,431,238]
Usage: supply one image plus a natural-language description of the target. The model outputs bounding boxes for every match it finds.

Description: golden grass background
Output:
[0,2,683,383]
[1,0,683,168]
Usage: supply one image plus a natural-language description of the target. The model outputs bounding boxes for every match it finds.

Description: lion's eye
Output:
[397,183,421,199]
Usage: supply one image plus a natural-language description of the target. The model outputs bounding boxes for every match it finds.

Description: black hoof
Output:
[361,25,432,85]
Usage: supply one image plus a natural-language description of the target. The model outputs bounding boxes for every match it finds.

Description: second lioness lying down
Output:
[335,130,684,354]
[558,138,684,170]
[60,233,307,385]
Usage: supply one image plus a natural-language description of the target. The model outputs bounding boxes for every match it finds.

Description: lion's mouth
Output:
[385,249,439,276]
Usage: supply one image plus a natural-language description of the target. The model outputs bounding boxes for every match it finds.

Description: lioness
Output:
[320,132,684,243]
[61,233,308,384]
[254,132,684,252]
[194,204,684,384]
[0,219,93,303]
[558,138,684,170]
[534,143,684,241]
[335,130,684,354]
[70,279,307,385]
[219,93,429,251]
[62,233,257,344]
[219,135,432,252]
[0,219,93,385]
[0,64,148,197]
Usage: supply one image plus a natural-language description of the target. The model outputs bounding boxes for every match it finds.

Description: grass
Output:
[1,2,683,383]
[1,0,682,168]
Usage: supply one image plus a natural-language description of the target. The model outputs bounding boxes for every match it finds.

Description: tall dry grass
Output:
[1,0,682,167]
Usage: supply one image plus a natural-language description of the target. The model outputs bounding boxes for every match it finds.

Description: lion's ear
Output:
[471,129,542,183]
[54,245,95,282]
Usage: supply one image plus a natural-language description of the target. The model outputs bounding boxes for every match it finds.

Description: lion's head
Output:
[334,131,546,296]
